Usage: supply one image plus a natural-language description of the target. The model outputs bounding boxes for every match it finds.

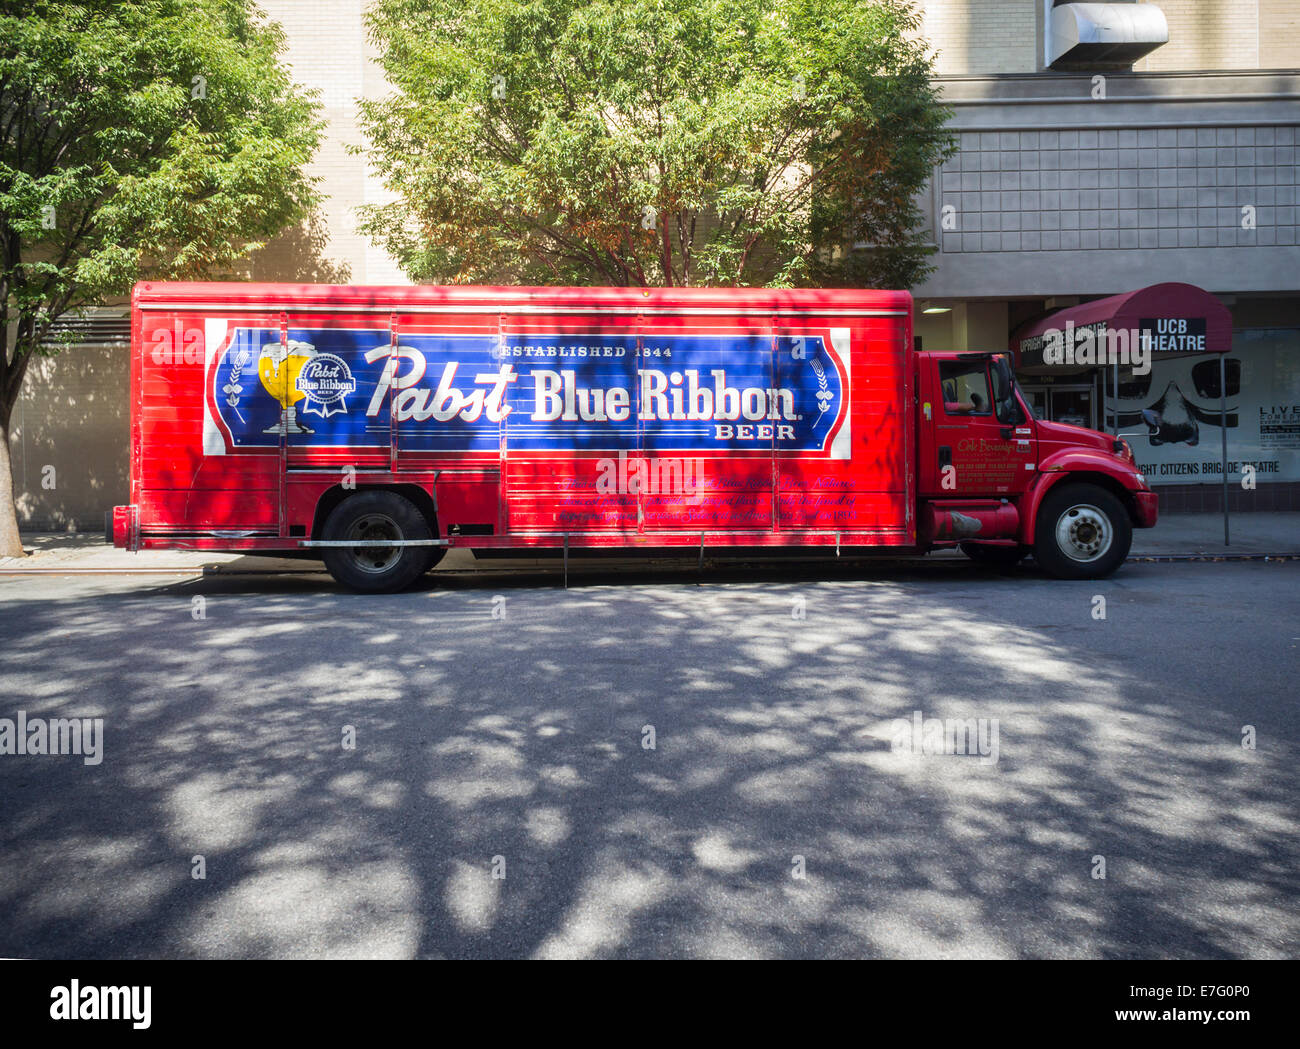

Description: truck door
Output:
[500,315,640,536]
[918,354,1035,498]
[386,313,505,538]
[282,314,392,471]
[639,319,774,533]
[182,311,285,532]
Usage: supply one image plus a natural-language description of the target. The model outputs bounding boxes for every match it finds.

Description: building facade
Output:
[911,1,1300,511]
[10,0,1299,528]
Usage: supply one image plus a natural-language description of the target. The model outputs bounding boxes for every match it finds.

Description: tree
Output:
[0,0,322,557]
[357,0,953,290]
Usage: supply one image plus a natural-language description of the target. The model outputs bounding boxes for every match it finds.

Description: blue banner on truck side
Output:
[205,327,849,456]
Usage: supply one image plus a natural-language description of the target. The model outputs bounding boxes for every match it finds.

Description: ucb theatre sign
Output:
[1141,318,1208,355]
[1014,317,1210,372]
[1010,282,1231,376]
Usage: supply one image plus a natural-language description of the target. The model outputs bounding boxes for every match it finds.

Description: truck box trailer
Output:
[111,282,1157,590]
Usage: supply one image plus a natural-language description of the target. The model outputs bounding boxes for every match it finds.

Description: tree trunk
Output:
[0,416,25,558]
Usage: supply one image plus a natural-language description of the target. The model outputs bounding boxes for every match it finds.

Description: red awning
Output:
[1011,282,1232,371]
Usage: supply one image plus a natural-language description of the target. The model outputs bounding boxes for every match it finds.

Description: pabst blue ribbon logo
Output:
[208,327,849,456]
[296,352,356,418]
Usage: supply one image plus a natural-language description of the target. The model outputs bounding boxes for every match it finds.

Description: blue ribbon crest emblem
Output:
[295,350,357,418]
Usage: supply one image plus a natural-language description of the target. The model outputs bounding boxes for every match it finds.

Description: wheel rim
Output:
[346,512,403,574]
[1054,503,1113,562]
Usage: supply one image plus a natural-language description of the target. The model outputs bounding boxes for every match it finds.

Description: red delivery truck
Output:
[111,282,1157,591]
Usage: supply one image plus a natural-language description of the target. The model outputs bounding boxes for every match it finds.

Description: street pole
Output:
[1221,354,1229,546]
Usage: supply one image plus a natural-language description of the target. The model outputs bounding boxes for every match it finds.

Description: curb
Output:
[1127,553,1299,563]
[0,565,327,576]
[2,554,1297,577]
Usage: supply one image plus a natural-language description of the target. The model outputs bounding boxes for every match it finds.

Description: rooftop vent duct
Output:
[1048,2,1169,69]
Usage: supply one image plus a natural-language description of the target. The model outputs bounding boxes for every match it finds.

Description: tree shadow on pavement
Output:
[0,562,1296,958]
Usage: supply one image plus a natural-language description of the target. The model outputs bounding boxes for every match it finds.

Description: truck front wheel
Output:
[321,491,438,593]
[1033,483,1132,580]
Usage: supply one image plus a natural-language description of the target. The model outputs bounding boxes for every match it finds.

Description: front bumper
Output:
[1132,490,1158,529]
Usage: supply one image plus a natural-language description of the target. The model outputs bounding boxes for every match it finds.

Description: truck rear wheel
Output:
[1033,483,1132,580]
[321,491,438,593]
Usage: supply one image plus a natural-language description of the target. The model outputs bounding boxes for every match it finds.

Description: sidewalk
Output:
[1127,511,1299,557]
[2,513,1296,575]
[0,533,324,575]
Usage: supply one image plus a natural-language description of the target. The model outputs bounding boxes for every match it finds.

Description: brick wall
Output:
[1136,0,1259,72]
[1260,0,1300,69]
[919,0,1040,74]
[252,0,407,285]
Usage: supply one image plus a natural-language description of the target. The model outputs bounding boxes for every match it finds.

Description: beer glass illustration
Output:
[258,339,316,434]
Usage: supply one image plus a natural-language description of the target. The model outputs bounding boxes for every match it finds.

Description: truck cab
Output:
[915,351,1157,578]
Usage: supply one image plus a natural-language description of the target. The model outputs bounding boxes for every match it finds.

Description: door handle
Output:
[938,446,952,469]
[1000,427,1013,439]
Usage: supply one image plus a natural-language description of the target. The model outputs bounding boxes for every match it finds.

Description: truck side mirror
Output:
[992,357,1022,424]
[1140,408,1163,437]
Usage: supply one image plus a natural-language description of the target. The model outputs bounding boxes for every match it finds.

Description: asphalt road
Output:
[1,557,1297,958]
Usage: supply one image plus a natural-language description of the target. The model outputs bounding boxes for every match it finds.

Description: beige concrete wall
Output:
[9,346,130,531]
[1136,0,1260,72]
[1260,0,1300,69]
[251,0,407,285]
[956,300,1011,350]
[914,301,1011,352]
[915,308,957,351]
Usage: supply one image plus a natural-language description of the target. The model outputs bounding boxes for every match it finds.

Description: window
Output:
[940,361,993,416]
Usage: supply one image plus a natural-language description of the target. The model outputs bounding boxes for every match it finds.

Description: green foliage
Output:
[358,0,954,289]
[0,0,322,397]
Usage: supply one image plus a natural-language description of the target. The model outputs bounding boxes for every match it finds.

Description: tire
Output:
[960,542,1025,572]
[320,490,437,593]
[1033,483,1132,580]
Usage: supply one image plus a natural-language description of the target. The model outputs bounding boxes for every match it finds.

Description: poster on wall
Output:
[1105,329,1300,485]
